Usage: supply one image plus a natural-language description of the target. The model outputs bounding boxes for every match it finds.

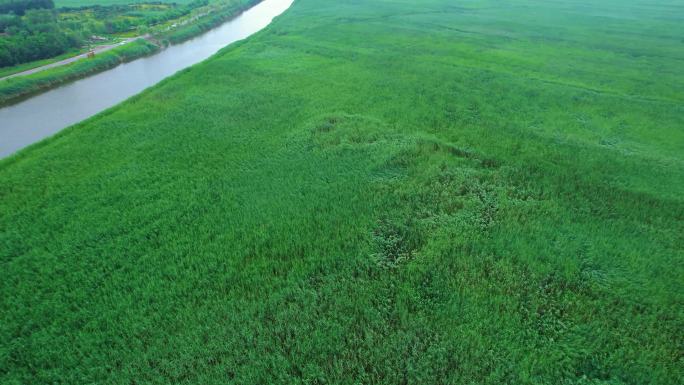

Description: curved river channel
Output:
[0,0,293,158]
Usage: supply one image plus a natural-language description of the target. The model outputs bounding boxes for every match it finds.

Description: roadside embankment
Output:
[163,0,261,45]
[0,39,159,106]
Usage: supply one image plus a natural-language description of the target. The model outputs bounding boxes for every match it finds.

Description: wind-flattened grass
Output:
[1,0,683,384]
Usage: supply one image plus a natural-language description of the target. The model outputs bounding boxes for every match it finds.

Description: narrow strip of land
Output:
[0,37,142,82]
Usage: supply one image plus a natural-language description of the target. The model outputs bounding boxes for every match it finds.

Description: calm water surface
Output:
[0,0,293,158]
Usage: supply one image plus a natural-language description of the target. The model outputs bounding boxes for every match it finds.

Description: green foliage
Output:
[0,0,54,16]
[0,38,157,103]
[0,8,85,67]
[1,0,682,384]
[140,0,207,26]
[0,0,258,104]
[0,46,82,77]
[55,0,198,7]
[164,0,257,44]
[0,0,211,68]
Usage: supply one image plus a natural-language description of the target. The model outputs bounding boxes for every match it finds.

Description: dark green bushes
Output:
[0,0,211,68]
[0,0,53,15]
[0,9,84,67]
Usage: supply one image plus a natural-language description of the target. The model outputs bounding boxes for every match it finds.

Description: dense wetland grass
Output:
[1,0,683,383]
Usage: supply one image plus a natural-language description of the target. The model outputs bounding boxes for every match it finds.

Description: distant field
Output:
[1,0,683,384]
[55,0,197,7]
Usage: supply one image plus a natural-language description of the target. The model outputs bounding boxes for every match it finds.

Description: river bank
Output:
[0,40,158,106]
[0,38,140,82]
[0,0,293,158]
[0,0,261,107]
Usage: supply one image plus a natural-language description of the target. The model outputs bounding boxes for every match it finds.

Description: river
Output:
[0,0,293,159]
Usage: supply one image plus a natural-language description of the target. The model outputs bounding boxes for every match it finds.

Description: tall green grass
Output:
[1,0,682,384]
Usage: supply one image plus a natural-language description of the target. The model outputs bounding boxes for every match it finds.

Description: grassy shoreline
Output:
[0,39,159,106]
[0,48,89,79]
[0,0,261,106]
[163,0,260,45]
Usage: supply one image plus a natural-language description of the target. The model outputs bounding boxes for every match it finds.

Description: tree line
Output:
[0,7,83,67]
[0,0,210,68]
[0,0,53,16]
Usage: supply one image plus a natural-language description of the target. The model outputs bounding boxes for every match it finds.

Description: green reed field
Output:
[1,0,682,383]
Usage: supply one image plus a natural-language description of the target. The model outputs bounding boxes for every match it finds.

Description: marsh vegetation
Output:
[0,0,682,383]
